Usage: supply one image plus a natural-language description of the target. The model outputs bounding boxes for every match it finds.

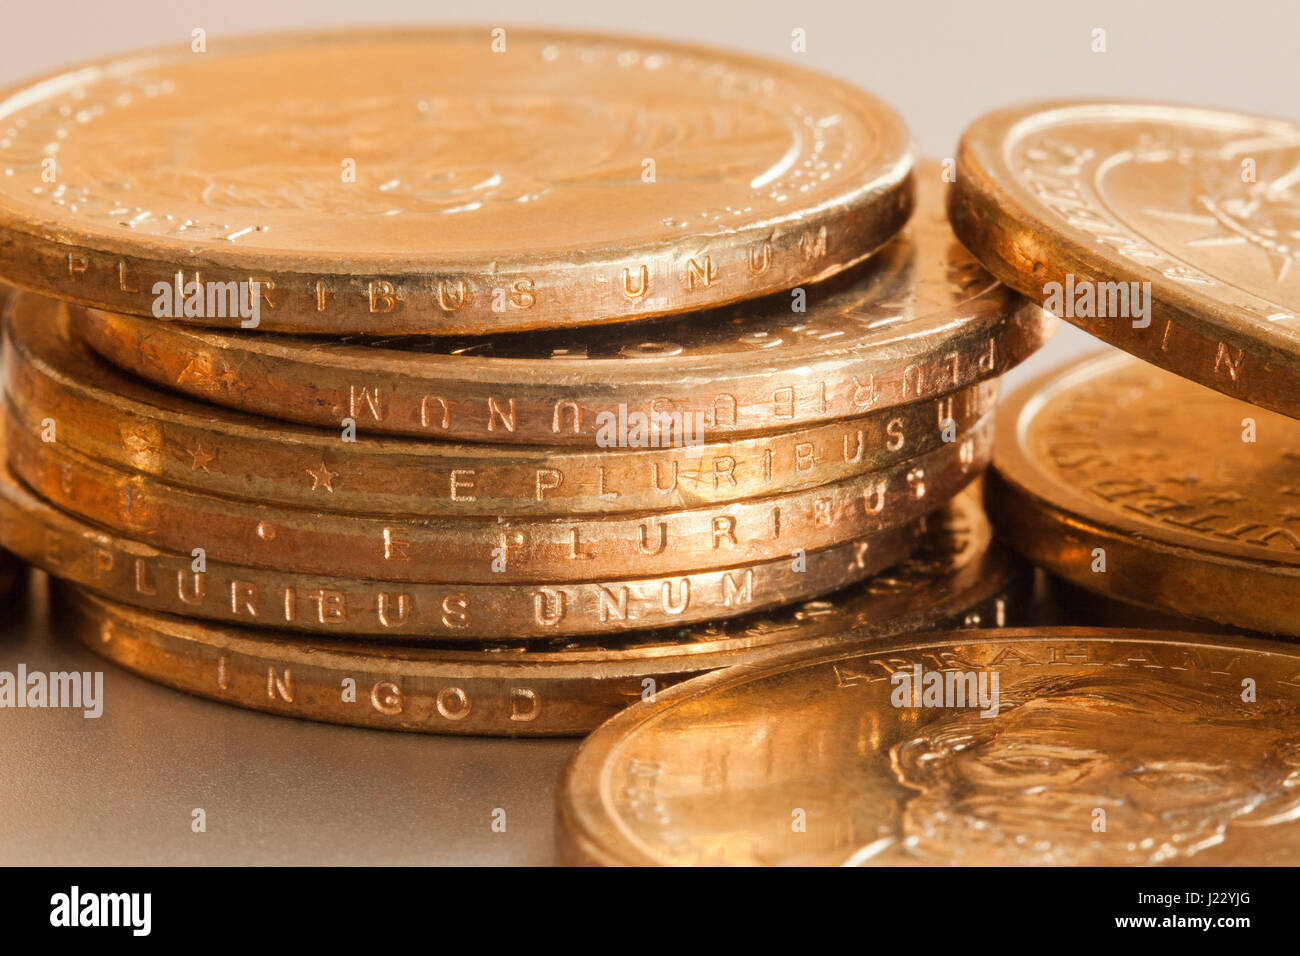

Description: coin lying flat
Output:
[988,351,1300,635]
[58,491,1025,736]
[4,291,997,516]
[0,447,925,638]
[74,168,1053,443]
[6,411,990,583]
[950,100,1300,418]
[558,626,1300,865]
[0,28,914,333]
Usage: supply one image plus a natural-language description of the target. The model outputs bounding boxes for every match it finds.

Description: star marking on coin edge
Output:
[306,461,338,492]
[186,444,214,471]
[176,354,243,392]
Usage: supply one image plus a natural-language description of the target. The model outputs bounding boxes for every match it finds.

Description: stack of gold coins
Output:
[0,28,1053,734]
[948,100,1300,637]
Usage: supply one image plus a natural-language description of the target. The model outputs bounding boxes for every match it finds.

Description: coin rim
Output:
[992,349,1300,567]
[949,98,1300,416]
[4,294,999,516]
[56,509,1023,736]
[985,469,1300,635]
[0,448,930,638]
[6,409,993,583]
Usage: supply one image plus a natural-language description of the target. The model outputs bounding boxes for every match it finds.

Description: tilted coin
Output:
[1046,575,1238,635]
[0,28,914,333]
[559,626,1300,865]
[6,412,991,583]
[74,168,1053,443]
[0,449,925,638]
[58,491,1026,736]
[950,101,1300,418]
[988,351,1300,635]
[4,292,997,516]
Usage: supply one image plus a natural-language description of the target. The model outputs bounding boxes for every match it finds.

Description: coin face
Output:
[559,626,1300,865]
[0,28,914,332]
[988,351,1300,634]
[950,101,1300,418]
[74,168,1053,443]
[58,490,1026,736]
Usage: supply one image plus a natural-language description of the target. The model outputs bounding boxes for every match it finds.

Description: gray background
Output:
[0,0,1294,864]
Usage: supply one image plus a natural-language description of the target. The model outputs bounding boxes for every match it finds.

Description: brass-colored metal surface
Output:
[0,28,915,333]
[1045,574,1237,634]
[989,351,1300,635]
[0,449,926,638]
[949,100,1300,418]
[5,291,998,516]
[74,171,1054,443]
[58,491,1026,736]
[6,410,990,583]
[558,626,1300,865]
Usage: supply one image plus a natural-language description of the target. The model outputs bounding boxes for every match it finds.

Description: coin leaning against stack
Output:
[947,99,1300,635]
[0,27,1052,734]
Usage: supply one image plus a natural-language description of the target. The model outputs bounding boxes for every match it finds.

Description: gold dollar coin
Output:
[0,447,926,638]
[0,28,914,333]
[988,351,1300,635]
[4,291,998,516]
[950,100,1300,418]
[7,411,990,583]
[73,169,1053,443]
[559,626,1300,864]
[58,491,1025,736]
